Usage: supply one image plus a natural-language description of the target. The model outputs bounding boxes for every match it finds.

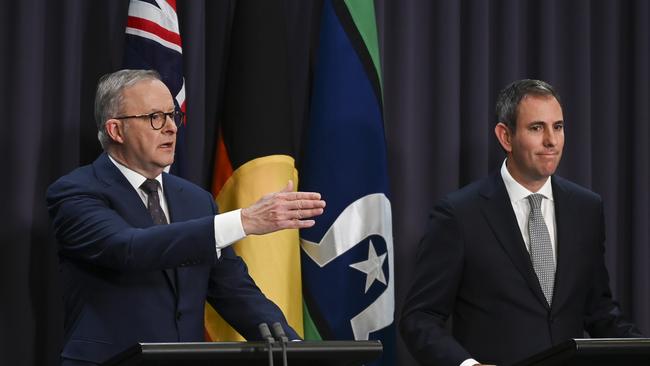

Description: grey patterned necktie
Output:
[527,193,555,305]
[141,179,168,225]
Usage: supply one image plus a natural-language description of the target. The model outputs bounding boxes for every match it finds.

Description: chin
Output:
[162,153,175,165]
[157,158,174,169]
[538,167,557,178]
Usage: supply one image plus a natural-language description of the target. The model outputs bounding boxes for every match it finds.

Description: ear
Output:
[105,119,126,144]
[494,122,513,153]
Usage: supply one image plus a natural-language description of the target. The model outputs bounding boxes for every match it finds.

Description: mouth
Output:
[159,142,175,149]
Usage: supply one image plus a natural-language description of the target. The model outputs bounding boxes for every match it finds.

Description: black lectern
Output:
[511,338,650,366]
[103,340,382,366]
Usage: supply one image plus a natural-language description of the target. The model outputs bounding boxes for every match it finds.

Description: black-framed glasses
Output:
[113,109,185,130]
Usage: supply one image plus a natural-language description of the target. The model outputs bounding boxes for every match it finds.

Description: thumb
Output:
[281,180,294,193]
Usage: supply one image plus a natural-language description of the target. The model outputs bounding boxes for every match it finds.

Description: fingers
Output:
[289,199,326,210]
[294,207,324,220]
[240,184,325,235]
[261,206,323,222]
[280,199,325,220]
[278,191,321,201]
[277,219,317,230]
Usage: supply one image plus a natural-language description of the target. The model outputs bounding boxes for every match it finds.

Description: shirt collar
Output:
[500,158,554,203]
[107,154,164,194]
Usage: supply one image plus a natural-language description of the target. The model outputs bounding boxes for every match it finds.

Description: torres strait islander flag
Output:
[123,0,187,176]
[300,1,395,365]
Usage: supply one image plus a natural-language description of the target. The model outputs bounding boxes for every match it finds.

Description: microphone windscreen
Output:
[272,322,289,341]
[259,323,274,341]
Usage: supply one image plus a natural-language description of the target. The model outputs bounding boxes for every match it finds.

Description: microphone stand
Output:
[272,322,289,366]
[258,323,275,366]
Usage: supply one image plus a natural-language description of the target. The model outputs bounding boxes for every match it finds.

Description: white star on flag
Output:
[349,240,388,293]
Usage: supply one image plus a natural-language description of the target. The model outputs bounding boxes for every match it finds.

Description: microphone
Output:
[258,323,275,366]
[271,322,289,366]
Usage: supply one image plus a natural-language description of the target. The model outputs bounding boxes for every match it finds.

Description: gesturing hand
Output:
[240,180,326,235]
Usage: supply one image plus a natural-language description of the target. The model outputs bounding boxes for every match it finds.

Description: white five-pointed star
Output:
[349,240,387,293]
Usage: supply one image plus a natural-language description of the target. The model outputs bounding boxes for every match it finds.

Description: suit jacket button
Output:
[176,311,182,320]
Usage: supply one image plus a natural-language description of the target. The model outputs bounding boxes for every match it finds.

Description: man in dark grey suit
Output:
[399,79,641,366]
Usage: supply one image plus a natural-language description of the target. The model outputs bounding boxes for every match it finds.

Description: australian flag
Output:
[123,0,187,176]
[300,1,394,365]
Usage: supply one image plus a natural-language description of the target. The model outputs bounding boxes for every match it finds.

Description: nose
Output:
[543,127,556,147]
[162,114,178,134]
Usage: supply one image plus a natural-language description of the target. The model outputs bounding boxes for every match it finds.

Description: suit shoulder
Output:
[47,164,96,197]
[443,176,488,207]
[425,177,488,223]
[50,163,95,184]
[553,175,602,204]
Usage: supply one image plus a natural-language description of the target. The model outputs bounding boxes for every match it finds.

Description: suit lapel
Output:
[162,174,188,295]
[93,153,153,228]
[479,171,550,309]
[549,176,576,310]
[94,153,178,296]
[162,174,185,224]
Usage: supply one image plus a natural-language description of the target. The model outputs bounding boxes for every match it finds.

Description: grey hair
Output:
[495,79,561,132]
[94,69,162,149]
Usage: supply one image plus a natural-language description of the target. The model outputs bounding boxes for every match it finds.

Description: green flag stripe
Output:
[302,300,323,340]
[343,0,382,89]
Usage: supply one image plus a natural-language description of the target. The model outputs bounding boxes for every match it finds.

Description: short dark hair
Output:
[94,69,162,149]
[495,79,561,132]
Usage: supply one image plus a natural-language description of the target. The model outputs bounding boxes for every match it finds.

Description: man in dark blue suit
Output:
[399,79,641,366]
[47,69,326,365]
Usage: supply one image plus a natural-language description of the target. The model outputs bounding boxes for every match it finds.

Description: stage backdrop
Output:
[1,1,648,365]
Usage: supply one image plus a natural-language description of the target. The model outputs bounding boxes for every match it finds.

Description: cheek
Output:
[523,137,542,154]
[142,134,159,149]
[514,139,535,156]
[133,136,156,155]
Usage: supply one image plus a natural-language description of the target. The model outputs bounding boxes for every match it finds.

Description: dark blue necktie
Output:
[140,179,177,294]
[140,179,168,225]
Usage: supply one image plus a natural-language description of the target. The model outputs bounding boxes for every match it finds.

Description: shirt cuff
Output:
[460,359,479,366]
[213,209,246,258]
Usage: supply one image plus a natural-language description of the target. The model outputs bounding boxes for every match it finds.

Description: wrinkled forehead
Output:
[120,79,175,112]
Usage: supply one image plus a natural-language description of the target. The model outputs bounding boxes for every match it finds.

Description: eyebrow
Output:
[143,107,176,114]
[527,120,564,125]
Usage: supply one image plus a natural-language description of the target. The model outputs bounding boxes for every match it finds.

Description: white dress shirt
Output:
[460,160,557,366]
[108,155,245,258]
[500,159,557,263]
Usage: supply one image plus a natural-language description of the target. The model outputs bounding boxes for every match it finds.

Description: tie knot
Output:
[527,193,544,210]
[140,179,160,195]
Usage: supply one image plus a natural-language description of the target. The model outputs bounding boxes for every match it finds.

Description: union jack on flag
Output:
[123,0,187,175]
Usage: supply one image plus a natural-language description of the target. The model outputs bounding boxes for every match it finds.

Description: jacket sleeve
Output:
[399,198,472,366]
[205,246,300,340]
[583,201,643,337]
[46,175,217,272]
